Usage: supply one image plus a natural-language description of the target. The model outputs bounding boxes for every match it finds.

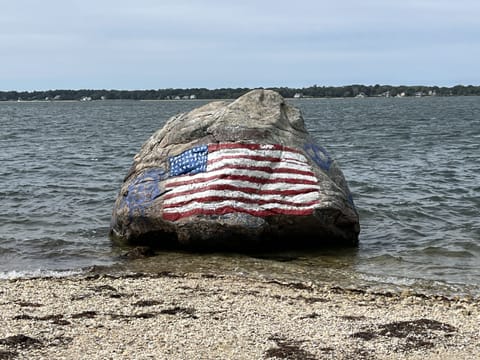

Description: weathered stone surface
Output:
[110,89,360,250]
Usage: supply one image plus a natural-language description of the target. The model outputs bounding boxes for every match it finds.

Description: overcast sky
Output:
[2,0,479,90]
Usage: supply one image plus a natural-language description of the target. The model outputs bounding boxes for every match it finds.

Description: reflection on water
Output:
[112,247,359,285]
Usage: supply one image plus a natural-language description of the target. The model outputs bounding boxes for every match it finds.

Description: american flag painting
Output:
[162,143,321,221]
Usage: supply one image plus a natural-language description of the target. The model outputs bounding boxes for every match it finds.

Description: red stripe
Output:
[163,206,315,221]
[163,184,319,201]
[164,196,319,209]
[208,143,303,154]
[206,163,314,177]
[166,174,318,188]
[208,154,292,164]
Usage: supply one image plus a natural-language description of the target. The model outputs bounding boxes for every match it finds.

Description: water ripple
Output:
[1,97,479,296]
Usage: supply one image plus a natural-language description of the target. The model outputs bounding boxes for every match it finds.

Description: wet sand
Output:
[1,272,479,359]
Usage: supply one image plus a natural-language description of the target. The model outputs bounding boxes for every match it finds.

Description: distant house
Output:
[293,93,303,98]
[375,91,391,98]
[355,92,367,98]
[189,94,197,99]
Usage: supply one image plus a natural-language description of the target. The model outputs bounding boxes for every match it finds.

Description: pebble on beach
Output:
[1,272,479,359]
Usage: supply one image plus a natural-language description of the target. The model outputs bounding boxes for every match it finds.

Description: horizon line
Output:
[2,84,479,93]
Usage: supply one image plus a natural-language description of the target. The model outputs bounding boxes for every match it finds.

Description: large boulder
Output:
[110,89,360,250]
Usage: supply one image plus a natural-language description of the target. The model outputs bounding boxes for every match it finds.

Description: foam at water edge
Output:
[0,269,84,280]
[358,273,417,287]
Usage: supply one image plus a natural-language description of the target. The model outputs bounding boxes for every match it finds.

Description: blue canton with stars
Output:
[169,145,208,177]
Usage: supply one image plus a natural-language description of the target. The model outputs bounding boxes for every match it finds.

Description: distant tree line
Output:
[2,84,480,101]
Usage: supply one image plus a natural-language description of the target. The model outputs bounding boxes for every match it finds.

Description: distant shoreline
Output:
[2,84,480,102]
[4,94,480,104]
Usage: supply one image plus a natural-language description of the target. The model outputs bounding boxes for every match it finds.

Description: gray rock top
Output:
[110,89,360,250]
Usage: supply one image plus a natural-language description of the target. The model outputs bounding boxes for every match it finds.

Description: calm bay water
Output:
[1,97,479,297]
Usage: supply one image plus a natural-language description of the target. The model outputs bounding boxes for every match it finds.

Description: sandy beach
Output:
[1,272,478,360]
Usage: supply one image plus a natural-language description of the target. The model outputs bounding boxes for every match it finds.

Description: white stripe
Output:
[208,147,308,164]
[163,199,319,214]
[207,156,312,173]
[163,189,320,207]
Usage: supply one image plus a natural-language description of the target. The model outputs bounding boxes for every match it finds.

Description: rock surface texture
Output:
[110,89,360,250]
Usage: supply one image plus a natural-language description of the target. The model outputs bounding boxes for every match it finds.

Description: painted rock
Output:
[110,89,360,250]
